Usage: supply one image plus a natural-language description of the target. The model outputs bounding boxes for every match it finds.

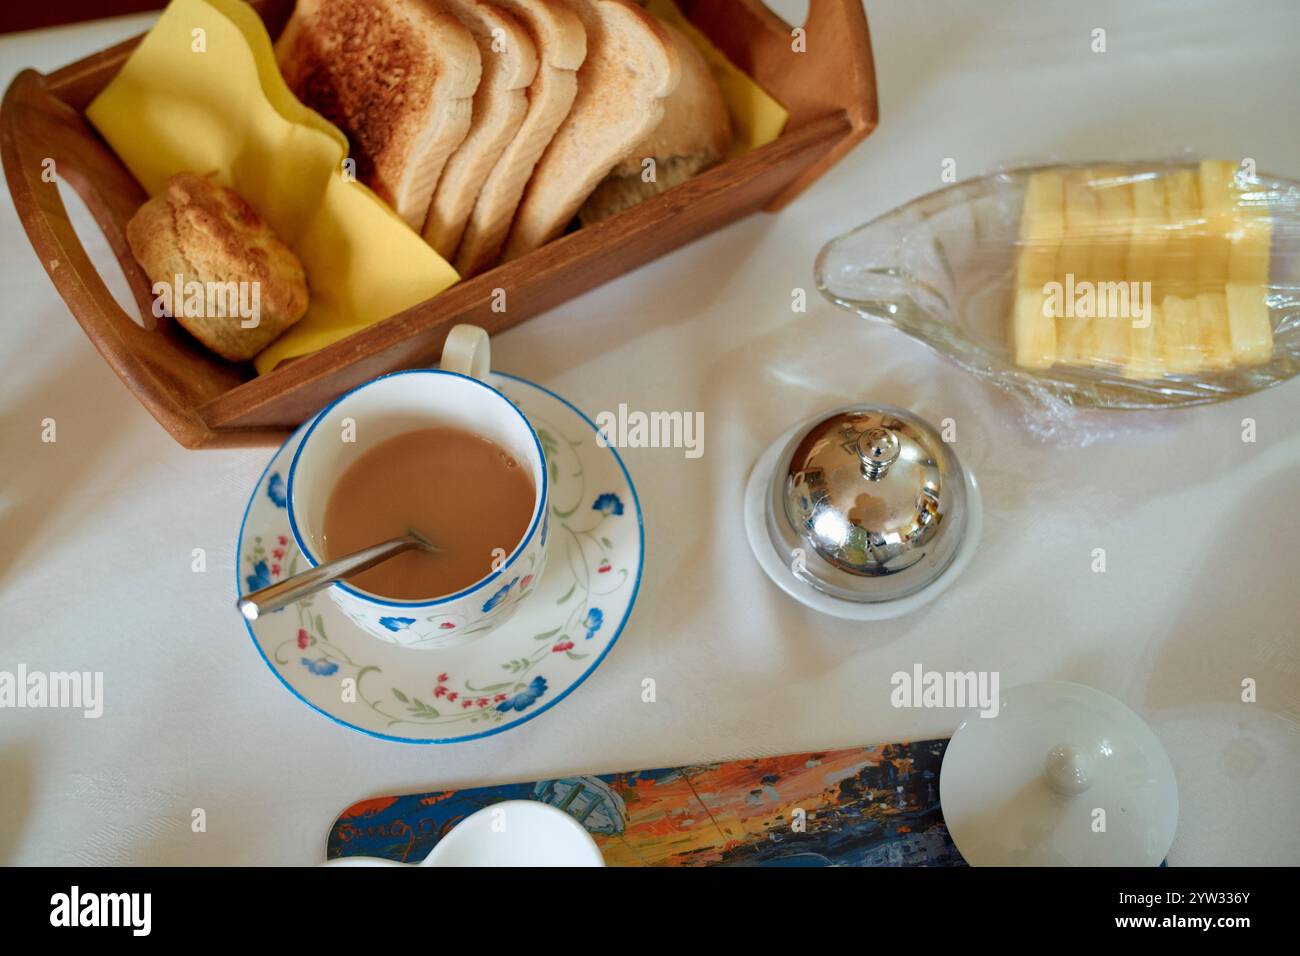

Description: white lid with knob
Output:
[939,681,1179,866]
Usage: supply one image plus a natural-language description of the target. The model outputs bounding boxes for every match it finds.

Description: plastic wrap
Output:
[815,161,1300,415]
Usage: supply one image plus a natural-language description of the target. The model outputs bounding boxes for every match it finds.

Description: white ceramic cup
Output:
[287,325,550,650]
[421,801,605,867]
[320,801,604,867]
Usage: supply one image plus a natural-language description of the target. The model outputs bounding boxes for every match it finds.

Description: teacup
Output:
[287,325,550,650]
[321,801,604,867]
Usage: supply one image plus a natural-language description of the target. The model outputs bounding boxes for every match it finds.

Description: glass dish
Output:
[815,161,1300,410]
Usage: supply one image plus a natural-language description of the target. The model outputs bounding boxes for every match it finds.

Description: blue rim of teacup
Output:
[286,368,548,609]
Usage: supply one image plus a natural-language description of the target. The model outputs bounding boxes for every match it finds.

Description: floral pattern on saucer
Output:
[236,372,643,743]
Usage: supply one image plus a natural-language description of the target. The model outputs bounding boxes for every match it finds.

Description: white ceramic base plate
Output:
[940,681,1179,866]
[742,424,982,620]
[236,373,643,743]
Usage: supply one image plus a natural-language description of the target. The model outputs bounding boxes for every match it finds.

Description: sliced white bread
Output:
[422,1,539,258]
[454,0,587,276]
[579,20,731,225]
[276,0,482,230]
[502,0,680,260]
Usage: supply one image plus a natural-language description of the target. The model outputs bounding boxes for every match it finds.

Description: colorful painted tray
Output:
[326,739,965,866]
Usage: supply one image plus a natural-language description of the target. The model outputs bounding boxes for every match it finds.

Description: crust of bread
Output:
[579,22,731,224]
[453,0,588,276]
[502,0,680,260]
[423,1,539,259]
[126,173,309,362]
[496,0,586,69]
[276,0,482,229]
[579,154,702,224]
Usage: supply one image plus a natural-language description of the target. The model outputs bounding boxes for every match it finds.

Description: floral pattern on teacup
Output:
[425,613,467,634]
[481,578,517,614]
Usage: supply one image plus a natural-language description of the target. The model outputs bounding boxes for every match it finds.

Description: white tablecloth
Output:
[1,0,1296,866]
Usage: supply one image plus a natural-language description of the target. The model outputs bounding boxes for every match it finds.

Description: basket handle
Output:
[680,0,879,209]
[1,68,247,447]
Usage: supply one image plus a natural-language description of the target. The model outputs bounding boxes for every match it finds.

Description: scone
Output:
[126,173,309,362]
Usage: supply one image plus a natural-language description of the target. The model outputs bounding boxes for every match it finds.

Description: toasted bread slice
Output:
[579,21,730,225]
[276,0,482,230]
[503,0,680,260]
[454,0,587,276]
[422,1,539,258]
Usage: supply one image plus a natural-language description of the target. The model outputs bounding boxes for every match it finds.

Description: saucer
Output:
[236,372,644,743]
[742,423,982,620]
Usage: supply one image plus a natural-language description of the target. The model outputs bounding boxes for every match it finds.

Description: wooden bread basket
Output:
[1,0,878,448]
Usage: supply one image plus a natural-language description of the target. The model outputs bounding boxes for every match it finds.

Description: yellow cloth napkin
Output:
[647,0,788,156]
[86,0,459,374]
